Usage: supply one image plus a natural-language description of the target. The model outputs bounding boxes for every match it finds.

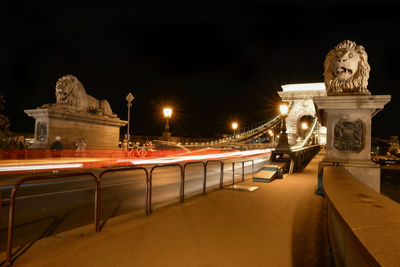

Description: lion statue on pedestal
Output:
[323,40,371,96]
[55,75,114,116]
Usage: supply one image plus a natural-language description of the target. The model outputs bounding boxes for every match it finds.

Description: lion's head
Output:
[323,40,370,95]
[55,75,86,106]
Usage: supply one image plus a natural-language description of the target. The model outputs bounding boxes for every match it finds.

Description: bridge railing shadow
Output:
[3,172,100,266]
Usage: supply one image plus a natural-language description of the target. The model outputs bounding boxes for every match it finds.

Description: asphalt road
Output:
[0,157,267,252]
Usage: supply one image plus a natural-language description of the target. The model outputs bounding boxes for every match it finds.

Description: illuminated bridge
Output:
[208,83,326,157]
[1,83,397,266]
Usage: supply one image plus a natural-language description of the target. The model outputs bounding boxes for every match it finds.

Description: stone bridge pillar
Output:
[314,40,391,193]
[314,95,390,192]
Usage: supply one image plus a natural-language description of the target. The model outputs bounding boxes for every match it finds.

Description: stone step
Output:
[253,170,277,183]
[261,164,283,178]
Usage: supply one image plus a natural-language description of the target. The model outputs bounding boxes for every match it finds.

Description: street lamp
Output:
[125,93,134,142]
[276,101,290,151]
[300,122,309,140]
[232,122,238,135]
[268,129,274,142]
[162,107,172,141]
[163,107,172,131]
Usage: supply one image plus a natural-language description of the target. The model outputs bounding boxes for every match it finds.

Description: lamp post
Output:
[232,122,238,136]
[162,107,172,141]
[268,129,274,142]
[125,93,134,143]
[276,102,290,151]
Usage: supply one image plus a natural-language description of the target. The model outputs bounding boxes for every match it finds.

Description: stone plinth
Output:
[25,105,127,149]
[162,131,172,141]
[313,95,391,192]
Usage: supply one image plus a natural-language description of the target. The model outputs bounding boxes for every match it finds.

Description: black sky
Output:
[1,1,399,137]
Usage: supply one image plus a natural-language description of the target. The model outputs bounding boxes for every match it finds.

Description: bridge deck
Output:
[2,152,333,266]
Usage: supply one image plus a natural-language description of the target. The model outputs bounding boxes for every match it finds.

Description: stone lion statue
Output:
[323,40,371,96]
[55,75,114,116]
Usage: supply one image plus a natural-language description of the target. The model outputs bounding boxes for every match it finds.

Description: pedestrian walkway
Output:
[1,152,332,266]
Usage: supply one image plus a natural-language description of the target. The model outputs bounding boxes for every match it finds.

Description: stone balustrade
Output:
[323,166,400,266]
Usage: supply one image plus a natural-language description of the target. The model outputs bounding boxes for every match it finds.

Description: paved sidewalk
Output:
[1,153,332,266]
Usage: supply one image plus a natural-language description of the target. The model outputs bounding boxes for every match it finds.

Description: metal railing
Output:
[205,160,224,189]
[99,167,150,214]
[148,164,184,214]
[183,161,207,195]
[2,157,265,265]
[5,172,100,266]
[147,160,226,213]
[232,160,254,185]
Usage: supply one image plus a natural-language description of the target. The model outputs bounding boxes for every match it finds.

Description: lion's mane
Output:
[323,40,371,95]
[55,75,113,116]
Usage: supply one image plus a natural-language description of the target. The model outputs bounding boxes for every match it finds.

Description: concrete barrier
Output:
[323,166,400,266]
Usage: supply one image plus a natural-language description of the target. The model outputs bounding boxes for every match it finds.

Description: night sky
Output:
[1,1,399,138]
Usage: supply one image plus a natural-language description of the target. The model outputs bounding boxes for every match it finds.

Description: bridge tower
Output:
[278,83,327,145]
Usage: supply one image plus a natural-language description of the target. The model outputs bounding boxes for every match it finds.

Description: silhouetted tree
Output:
[0,94,11,148]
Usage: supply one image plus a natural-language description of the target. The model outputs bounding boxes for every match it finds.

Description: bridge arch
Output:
[297,114,314,139]
[278,83,327,145]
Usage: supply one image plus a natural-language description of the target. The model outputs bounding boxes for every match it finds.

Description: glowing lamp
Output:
[301,122,309,130]
[232,122,238,130]
[280,102,289,116]
[163,107,172,118]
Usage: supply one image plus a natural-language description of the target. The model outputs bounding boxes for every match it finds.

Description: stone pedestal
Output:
[162,131,172,141]
[25,105,127,149]
[313,95,391,192]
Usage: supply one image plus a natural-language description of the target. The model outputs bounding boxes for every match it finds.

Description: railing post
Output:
[232,162,235,185]
[242,161,245,182]
[252,160,254,180]
[220,162,224,189]
[180,164,184,202]
[6,187,16,266]
[95,177,100,233]
[146,169,150,215]
[149,170,153,214]
[203,162,207,195]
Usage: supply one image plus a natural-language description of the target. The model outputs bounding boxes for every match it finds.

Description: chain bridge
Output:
[211,83,326,150]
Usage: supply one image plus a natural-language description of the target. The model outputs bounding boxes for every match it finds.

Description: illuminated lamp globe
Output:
[301,122,309,130]
[163,107,172,118]
[280,102,289,116]
[232,122,238,130]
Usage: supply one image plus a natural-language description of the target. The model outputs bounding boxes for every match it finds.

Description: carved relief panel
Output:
[334,119,363,152]
[36,122,48,141]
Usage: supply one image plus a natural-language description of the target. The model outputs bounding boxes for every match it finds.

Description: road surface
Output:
[0,157,268,252]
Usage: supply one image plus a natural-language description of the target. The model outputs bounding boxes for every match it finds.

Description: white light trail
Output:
[117,149,273,165]
[0,163,83,172]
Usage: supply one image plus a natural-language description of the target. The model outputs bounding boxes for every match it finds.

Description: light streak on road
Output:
[0,163,83,173]
[117,149,273,165]
[0,149,272,174]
